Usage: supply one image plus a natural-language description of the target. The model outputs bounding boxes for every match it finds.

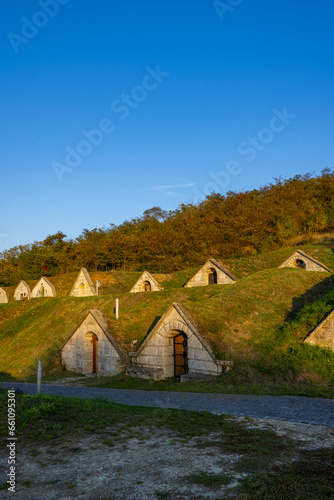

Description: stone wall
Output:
[0,288,9,303]
[61,312,125,375]
[280,252,329,272]
[130,272,162,293]
[70,268,96,297]
[14,282,31,301]
[304,312,334,351]
[131,305,224,379]
[31,278,56,298]
[185,261,235,288]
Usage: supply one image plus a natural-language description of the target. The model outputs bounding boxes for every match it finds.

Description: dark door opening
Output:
[208,268,217,285]
[174,333,188,377]
[143,281,151,292]
[295,259,306,269]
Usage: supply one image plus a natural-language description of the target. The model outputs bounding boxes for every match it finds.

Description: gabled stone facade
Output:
[14,281,31,301]
[128,302,231,380]
[278,250,332,272]
[129,271,163,293]
[31,277,56,298]
[0,287,9,303]
[304,310,334,352]
[70,268,97,297]
[60,309,127,375]
[185,259,236,288]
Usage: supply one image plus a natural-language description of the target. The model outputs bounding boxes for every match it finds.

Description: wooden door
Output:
[174,333,188,377]
[208,269,217,285]
[92,334,98,373]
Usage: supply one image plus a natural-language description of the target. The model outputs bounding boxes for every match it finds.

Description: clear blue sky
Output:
[1,0,333,251]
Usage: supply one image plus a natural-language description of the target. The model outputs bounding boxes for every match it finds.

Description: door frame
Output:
[173,332,188,377]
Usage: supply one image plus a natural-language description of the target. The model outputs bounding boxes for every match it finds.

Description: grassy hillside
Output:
[1,241,334,390]
[224,242,334,279]
[1,269,334,387]
[2,268,198,301]
[3,241,334,301]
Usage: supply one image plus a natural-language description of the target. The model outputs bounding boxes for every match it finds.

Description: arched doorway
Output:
[208,268,217,285]
[85,332,99,373]
[143,281,151,292]
[79,282,85,294]
[173,332,188,377]
[294,259,306,269]
[40,284,45,297]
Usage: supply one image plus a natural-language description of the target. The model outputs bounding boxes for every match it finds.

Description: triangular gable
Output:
[69,268,96,296]
[60,309,127,363]
[14,280,31,300]
[32,277,56,297]
[132,302,218,365]
[278,250,332,273]
[0,287,9,303]
[129,271,163,293]
[185,258,236,287]
[209,258,237,281]
[304,309,334,351]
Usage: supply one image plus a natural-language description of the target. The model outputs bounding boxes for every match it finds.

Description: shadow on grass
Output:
[286,274,334,323]
[240,448,334,499]
[0,371,17,382]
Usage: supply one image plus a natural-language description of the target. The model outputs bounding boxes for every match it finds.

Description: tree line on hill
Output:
[1,169,334,286]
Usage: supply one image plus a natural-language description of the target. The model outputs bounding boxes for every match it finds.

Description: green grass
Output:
[0,241,334,395]
[2,390,332,498]
[224,241,334,279]
[0,390,236,443]
[240,449,334,499]
[0,267,330,379]
[75,371,334,399]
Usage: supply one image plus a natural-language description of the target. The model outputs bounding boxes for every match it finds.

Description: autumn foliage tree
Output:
[1,170,333,285]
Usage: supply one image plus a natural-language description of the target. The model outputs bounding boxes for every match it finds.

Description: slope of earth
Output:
[0,265,333,383]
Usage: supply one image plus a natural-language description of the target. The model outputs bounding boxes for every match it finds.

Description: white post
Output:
[37,360,42,394]
[95,280,99,295]
[115,298,119,320]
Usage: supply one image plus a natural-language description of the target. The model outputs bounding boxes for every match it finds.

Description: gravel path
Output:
[1,381,334,426]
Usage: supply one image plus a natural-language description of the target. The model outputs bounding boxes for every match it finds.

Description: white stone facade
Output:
[304,310,334,352]
[0,287,9,303]
[61,309,127,375]
[185,259,236,288]
[129,271,163,293]
[31,277,56,298]
[129,303,227,379]
[14,281,31,301]
[279,250,332,272]
[70,268,97,297]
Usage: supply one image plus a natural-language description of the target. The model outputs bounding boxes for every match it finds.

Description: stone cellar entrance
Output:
[294,259,306,269]
[173,332,188,377]
[208,268,217,285]
[143,281,151,292]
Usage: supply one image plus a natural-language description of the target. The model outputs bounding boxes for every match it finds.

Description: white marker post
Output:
[37,359,42,394]
[115,298,119,320]
[95,280,99,295]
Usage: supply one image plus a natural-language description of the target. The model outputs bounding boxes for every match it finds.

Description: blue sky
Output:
[1,0,334,251]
